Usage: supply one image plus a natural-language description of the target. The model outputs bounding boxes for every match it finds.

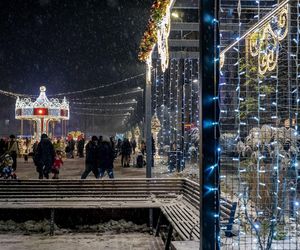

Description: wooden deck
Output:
[0,178,236,249]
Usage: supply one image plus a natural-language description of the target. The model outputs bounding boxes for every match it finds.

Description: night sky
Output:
[0,0,152,134]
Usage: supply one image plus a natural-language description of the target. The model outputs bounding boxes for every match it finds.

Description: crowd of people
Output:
[0,134,145,180]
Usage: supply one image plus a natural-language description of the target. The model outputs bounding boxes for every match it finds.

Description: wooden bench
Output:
[0,178,182,209]
[0,178,237,246]
[155,179,237,249]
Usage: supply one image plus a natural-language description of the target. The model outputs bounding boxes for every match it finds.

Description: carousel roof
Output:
[15,86,69,120]
[16,86,69,110]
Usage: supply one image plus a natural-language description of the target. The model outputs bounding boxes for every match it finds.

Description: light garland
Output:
[187,59,193,162]
[151,113,161,157]
[219,1,300,249]
[72,111,131,117]
[72,107,135,112]
[50,73,146,97]
[169,59,174,149]
[0,89,35,98]
[246,5,288,75]
[175,59,181,162]
[156,1,172,72]
[71,100,137,106]
[138,0,175,72]
[70,88,143,101]
[160,67,165,154]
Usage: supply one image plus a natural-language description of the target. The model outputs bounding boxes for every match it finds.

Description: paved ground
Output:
[14,155,176,180]
[15,156,144,179]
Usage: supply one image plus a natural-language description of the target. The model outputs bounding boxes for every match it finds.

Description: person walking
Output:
[110,137,118,159]
[51,152,63,179]
[117,139,122,155]
[67,138,75,158]
[81,136,99,179]
[98,137,114,179]
[34,134,55,179]
[121,138,132,168]
[23,138,30,163]
[7,135,19,171]
[140,140,146,156]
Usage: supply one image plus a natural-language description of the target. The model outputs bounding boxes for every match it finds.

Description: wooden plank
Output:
[0,202,163,209]
[161,203,199,240]
[163,204,199,240]
[171,241,200,250]
[162,207,191,240]
[0,185,182,190]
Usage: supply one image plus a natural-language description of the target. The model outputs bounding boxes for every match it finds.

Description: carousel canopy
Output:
[15,86,69,120]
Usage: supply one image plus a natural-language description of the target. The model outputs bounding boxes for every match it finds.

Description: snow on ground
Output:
[0,219,162,250]
[0,233,158,250]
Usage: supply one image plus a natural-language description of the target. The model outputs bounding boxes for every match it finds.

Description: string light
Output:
[160,64,165,156]
[219,1,299,248]
[176,59,181,167]
[0,89,35,98]
[72,111,131,117]
[70,88,143,101]
[71,100,137,106]
[49,73,146,97]
[72,107,135,112]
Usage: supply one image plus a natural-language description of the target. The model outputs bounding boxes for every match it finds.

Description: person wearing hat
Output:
[33,134,55,179]
[7,135,19,171]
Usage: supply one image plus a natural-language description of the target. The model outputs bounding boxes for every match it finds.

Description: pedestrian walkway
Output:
[13,154,200,180]
[14,156,142,179]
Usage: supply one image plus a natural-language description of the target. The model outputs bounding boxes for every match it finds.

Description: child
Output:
[1,154,17,179]
[52,153,63,179]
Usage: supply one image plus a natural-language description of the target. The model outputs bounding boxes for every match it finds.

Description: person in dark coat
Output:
[140,140,146,156]
[67,138,75,158]
[121,138,132,168]
[81,136,99,179]
[0,138,7,156]
[117,139,122,155]
[77,138,85,158]
[98,138,114,179]
[34,134,55,179]
[131,139,137,154]
[110,137,117,159]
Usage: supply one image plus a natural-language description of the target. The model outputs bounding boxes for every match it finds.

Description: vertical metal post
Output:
[50,209,55,236]
[145,58,153,233]
[199,0,220,249]
[20,120,23,138]
[146,60,153,178]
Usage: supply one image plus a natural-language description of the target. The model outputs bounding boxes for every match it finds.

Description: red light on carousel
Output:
[34,108,48,116]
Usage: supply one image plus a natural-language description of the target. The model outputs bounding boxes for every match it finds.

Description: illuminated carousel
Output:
[15,86,69,139]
